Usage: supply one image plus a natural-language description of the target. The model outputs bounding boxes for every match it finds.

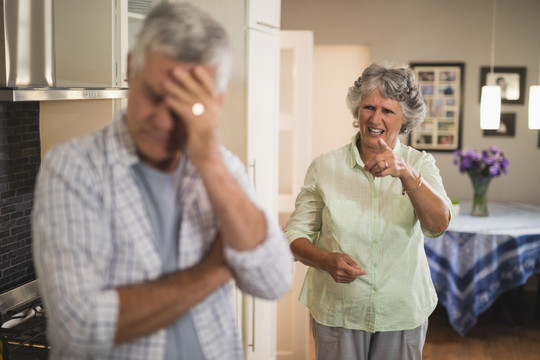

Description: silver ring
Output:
[385,161,389,168]
[192,102,205,116]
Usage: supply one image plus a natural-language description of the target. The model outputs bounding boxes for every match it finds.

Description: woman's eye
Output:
[383,108,394,114]
[363,105,375,110]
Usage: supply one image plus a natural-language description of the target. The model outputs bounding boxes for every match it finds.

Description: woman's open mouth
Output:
[368,127,384,135]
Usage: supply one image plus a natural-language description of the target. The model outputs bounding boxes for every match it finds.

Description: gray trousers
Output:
[311,318,428,360]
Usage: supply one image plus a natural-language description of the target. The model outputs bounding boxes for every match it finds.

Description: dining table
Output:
[424,201,540,336]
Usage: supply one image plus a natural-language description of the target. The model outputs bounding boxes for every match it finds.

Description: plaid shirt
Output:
[32,112,293,360]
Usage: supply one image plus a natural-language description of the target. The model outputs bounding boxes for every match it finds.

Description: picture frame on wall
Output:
[409,62,464,152]
[479,66,527,104]
[482,113,516,137]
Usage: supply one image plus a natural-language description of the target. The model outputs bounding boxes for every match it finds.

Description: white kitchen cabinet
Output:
[54,0,123,88]
[244,28,280,360]
[246,28,280,222]
[188,1,281,360]
[247,0,281,33]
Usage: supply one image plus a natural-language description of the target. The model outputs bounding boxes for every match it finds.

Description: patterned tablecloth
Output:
[424,202,540,335]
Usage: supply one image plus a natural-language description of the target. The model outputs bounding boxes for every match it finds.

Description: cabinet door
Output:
[247,0,281,33]
[247,29,280,216]
[245,28,280,360]
[186,0,247,163]
[55,0,117,87]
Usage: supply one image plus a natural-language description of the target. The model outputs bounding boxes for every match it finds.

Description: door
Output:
[244,27,281,360]
[276,30,314,360]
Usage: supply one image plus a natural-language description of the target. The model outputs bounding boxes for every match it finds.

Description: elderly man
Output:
[32,2,293,359]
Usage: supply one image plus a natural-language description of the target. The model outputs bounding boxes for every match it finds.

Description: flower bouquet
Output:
[453,146,509,216]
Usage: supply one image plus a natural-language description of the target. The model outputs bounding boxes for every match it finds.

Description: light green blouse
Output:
[285,133,453,332]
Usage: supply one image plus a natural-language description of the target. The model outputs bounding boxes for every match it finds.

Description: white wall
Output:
[281,0,540,205]
[312,45,370,159]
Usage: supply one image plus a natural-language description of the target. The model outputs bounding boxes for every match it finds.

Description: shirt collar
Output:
[348,132,401,168]
[107,110,140,169]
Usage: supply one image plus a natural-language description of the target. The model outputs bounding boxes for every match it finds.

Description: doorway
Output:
[276,32,371,360]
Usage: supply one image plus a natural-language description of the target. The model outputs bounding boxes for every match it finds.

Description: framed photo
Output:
[483,113,516,137]
[479,67,526,104]
[409,63,464,152]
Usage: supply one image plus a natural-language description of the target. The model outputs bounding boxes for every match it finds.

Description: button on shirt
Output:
[285,133,452,332]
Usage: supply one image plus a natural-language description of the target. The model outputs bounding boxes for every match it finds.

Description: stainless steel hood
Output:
[0,0,128,101]
[0,87,128,101]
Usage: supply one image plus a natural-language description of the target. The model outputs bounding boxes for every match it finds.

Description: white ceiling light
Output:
[480,0,501,130]
[481,86,501,129]
[529,63,540,130]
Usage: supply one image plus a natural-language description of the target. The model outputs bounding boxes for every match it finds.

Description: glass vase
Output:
[468,175,492,217]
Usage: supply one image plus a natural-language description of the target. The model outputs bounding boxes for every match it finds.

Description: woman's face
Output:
[357,88,404,152]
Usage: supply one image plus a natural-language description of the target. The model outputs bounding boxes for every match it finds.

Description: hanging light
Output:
[529,63,540,129]
[481,86,501,129]
[480,0,501,130]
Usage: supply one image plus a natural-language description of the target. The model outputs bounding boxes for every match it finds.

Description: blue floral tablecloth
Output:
[424,202,540,335]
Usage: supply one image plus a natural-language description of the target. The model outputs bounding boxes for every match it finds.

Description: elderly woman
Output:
[285,62,453,360]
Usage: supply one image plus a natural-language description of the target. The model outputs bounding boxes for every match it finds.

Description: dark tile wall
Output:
[0,101,40,293]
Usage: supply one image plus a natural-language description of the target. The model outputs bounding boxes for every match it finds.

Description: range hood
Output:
[0,0,129,101]
[0,87,128,101]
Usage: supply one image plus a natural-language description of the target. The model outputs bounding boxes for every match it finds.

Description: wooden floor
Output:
[423,287,540,360]
[308,285,540,360]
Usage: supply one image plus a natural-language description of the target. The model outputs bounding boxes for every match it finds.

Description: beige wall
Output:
[312,45,370,158]
[40,99,119,159]
[281,0,540,205]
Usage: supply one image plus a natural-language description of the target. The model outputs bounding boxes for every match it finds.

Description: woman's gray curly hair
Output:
[346,62,426,134]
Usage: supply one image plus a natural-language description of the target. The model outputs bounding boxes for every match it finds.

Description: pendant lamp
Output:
[480,0,501,130]
[529,63,540,129]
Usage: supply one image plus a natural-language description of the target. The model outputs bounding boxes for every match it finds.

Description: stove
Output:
[0,281,49,360]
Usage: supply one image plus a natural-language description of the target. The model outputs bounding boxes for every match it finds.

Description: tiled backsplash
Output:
[0,101,41,293]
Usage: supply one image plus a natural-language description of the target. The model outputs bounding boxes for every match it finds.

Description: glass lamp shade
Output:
[529,85,540,129]
[480,85,501,130]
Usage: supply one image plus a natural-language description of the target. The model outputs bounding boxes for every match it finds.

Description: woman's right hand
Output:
[321,252,366,284]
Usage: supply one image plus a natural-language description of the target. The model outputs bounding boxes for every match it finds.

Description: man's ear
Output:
[216,92,226,106]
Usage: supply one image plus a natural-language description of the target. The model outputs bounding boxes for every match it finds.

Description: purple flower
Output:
[488,163,500,176]
[453,146,509,179]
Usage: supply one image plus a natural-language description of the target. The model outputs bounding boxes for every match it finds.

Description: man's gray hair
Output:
[129,2,232,94]
[346,62,426,134]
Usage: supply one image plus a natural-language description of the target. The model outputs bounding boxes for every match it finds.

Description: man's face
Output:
[126,52,210,172]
